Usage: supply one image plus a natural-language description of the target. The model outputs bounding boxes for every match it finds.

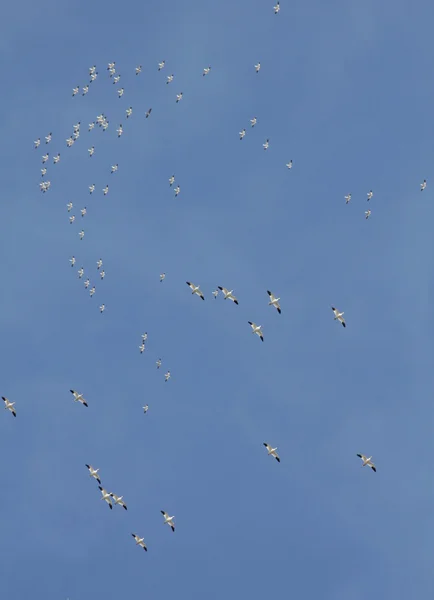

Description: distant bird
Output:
[90,72,98,83]
[166,74,174,84]
[356,453,376,472]
[203,66,211,76]
[263,139,269,150]
[126,107,132,118]
[365,210,371,219]
[274,1,280,13]
[100,270,105,280]
[70,256,76,267]
[156,358,162,369]
[158,60,165,70]
[102,121,109,131]
[79,230,84,240]
[85,464,101,484]
[367,190,373,201]
[117,124,123,137]
[103,185,109,196]
[286,160,293,169]
[77,267,84,279]
[53,153,60,164]
[255,62,261,73]
[107,61,115,70]
[169,175,175,186]
[186,281,205,300]
[218,286,239,305]
[331,306,346,327]
[239,129,246,140]
[145,107,153,119]
[135,65,142,75]
[69,215,75,225]
[160,273,165,282]
[248,321,264,341]
[89,65,96,75]
[174,185,180,197]
[88,122,95,131]
[142,333,148,342]
[98,486,113,509]
[42,153,49,163]
[263,443,280,462]
[139,342,145,354]
[2,396,16,417]
[82,85,89,96]
[111,164,118,174]
[212,289,219,299]
[73,122,81,132]
[89,184,95,194]
[131,533,147,551]
[72,86,79,96]
[176,92,183,103]
[81,207,87,218]
[109,67,116,77]
[97,259,103,270]
[110,493,127,510]
[72,130,80,140]
[267,290,281,314]
[421,179,427,191]
[99,304,105,314]
[34,138,41,149]
[88,146,95,157]
[67,202,73,212]
[84,278,90,289]
[89,286,96,297]
[66,137,74,147]
[161,510,175,532]
[143,405,149,413]
[118,88,124,98]
[250,117,257,127]
[113,74,121,83]
[45,132,52,144]
[70,389,88,407]
[345,194,351,204]
[164,371,171,382]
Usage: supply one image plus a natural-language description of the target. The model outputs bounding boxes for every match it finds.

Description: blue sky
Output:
[1,0,434,598]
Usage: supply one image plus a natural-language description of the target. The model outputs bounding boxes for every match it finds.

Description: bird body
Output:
[357,454,376,472]
[70,389,88,407]
[263,443,280,462]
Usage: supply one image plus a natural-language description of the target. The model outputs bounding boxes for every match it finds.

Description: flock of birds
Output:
[5,1,429,561]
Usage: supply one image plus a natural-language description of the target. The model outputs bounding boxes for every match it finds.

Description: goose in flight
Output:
[126,107,132,118]
[135,65,142,75]
[82,85,89,96]
[331,306,346,327]
[70,256,76,267]
[250,117,257,127]
[117,124,123,137]
[90,72,98,83]
[89,184,95,194]
[239,128,246,140]
[367,190,373,201]
[89,286,96,297]
[109,67,116,77]
[156,358,162,369]
[72,129,80,140]
[99,304,105,314]
[145,108,152,118]
[174,185,180,197]
[160,273,166,282]
[110,493,127,510]
[84,278,90,289]
[169,175,175,186]
[356,453,376,472]
[267,290,281,314]
[166,74,174,84]
[72,86,79,96]
[53,153,60,164]
[97,259,103,270]
[143,404,149,413]
[70,389,88,407]
[142,332,148,342]
[131,533,147,551]
[67,202,73,212]
[107,61,115,70]
[218,286,239,305]
[45,132,52,144]
[255,62,261,73]
[2,397,16,417]
[103,185,109,196]
[73,122,81,132]
[78,230,85,240]
[263,139,269,150]
[345,194,351,204]
[158,60,165,70]
[421,179,427,191]
[98,486,113,509]
[34,138,41,149]
[118,88,124,98]
[88,146,95,157]
[263,443,280,462]
[274,1,280,13]
[65,137,74,147]
[81,207,87,218]
[286,160,293,169]
[203,66,211,76]
[248,321,264,341]
[139,342,145,354]
[89,65,96,75]
[176,92,183,103]
[113,75,121,84]
[100,270,105,280]
[164,371,171,382]
[69,215,75,225]
[186,281,205,300]
[212,289,219,299]
[77,267,84,279]
[41,168,47,178]
[111,164,118,174]
[85,464,101,484]
[365,210,371,219]
[161,510,175,532]
[42,153,49,163]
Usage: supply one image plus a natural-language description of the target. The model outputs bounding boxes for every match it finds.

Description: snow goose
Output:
[367,190,373,201]
[111,164,118,174]
[42,153,49,163]
[85,464,101,484]
[73,122,81,132]
[365,210,371,219]
[158,60,165,70]
[107,62,115,70]
[135,65,142,75]
[164,371,171,382]
[72,86,79,96]
[345,194,351,204]
[70,389,88,407]
[100,270,105,280]
[66,137,74,147]
[203,66,211,76]
[45,132,52,144]
[89,184,95,194]
[126,107,132,118]
[2,397,16,417]
[161,510,175,532]
[356,454,376,472]
[174,185,180,197]
[109,67,116,77]
[110,493,127,510]
[263,139,269,150]
[67,202,73,212]
[250,117,257,127]
[166,74,174,84]
[421,179,427,191]
[143,405,149,413]
[274,1,280,13]
[89,286,96,297]
[118,87,124,98]
[169,175,175,186]
[98,486,113,509]
[88,146,95,157]
[156,358,162,369]
[117,125,123,137]
[88,122,95,131]
[263,443,280,462]
[331,306,346,327]
[248,321,264,341]
[53,154,60,164]
[255,62,261,73]
[89,65,96,75]
[114,75,121,84]
[142,332,148,342]
[212,289,219,299]
[78,230,84,240]
[90,72,98,83]
[131,533,147,551]
[239,128,246,140]
[286,160,293,169]
[267,290,281,314]
[176,92,183,103]
[34,138,41,149]
[82,85,89,96]
[72,130,80,140]
[77,267,84,279]
[186,281,205,300]
[84,278,90,289]
[41,168,47,177]
[145,107,152,118]
[97,259,103,270]
[160,273,165,282]
[69,215,75,225]
[102,185,109,196]
[218,286,239,305]
[139,342,145,354]
[70,256,76,267]
[81,207,87,218]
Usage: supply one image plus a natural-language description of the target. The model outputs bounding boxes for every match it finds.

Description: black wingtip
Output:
[277,308,281,314]
[160,510,165,515]
[267,290,271,295]
[98,486,103,491]
[234,300,239,305]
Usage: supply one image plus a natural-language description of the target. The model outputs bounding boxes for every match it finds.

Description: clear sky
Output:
[1,0,434,598]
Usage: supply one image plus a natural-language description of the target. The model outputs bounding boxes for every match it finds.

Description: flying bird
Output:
[98,486,113,509]
[78,230,84,240]
[70,389,88,407]
[164,371,171,382]
[186,281,205,300]
[345,194,351,204]
[248,321,264,341]
[169,175,175,186]
[97,259,103,270]
[45,132,52,144]
[331,306,346,327]
[161,510,175,532]
[274,1,280,13]
[255,62,261,73]
[174,185,180,197]
[126,107,132,118]
[421,179,427,191]
[158,60,165,70]
[89,184,95,194]
[72,86,79,96]
[81,207,87,218]
[263,443,280,462]
[286,160,293,169]
[267,290,281,314]
[88,146,95,157]
[139,342,145,354]
[131,533,147,551]
[250,117,257,127]
[53,153,60,164]
[34,138,41,149]
[2,397,16,417]
[160,273,165,282]
[118,88,124,98]
[263,139,269,150]
[176,92,183,103]
[89,286,96,297]
[203,66,211,76]
[70,256,76,267]
[110,493,127,510]
[99,304,105,313]
[135,65,142,75]
[166,74,174,84]
[239,129,246,140]
[85,464,101,484]
[111,164,118,174]
[67,202,73,212]
[367,190,373,201]
[212,289,219,299]
[356,454,376,472]
[143,405,149,413]
[365,210,371,219]
[156,358,162,369]
[218,286,239,305]
[117,124,123,137]
[82,85,89,96]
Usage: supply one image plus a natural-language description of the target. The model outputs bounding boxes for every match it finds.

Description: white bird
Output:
[143,405,149,413]
[274,1,280,14]
[164,371,171,382]
[212,289,219,299]
[89,65,97,75]
[156,358,162,369]
[139,342,145,354]
[176,92,183,103]
[84,278,90,289]
[107,61,115,70]
[103,185,109,196]
[158,60,165,70]
[34,138,41,149]
[255,62,261,73]
[109,67,116,77]
[97,259,103,270]
[85,464,101,484]
[239,129,246,140]
[66,137,74,147]
[331,306,346,327]
[345,194,351,204]
[89,286,96,297]
[250,117,257,127]
[118,88,124,98]
[72,130,80,141]
[174,185,180,197]
[203,66,211,76]
[135,65,142,75]
[286,160,293,169]
[365,210,371,219]
[90,72,98,83]
[126,107,132,119]
[367,190,373,201]
[110,493,127,510]
[169,175,175,186]
[145,107,152,118]
[263,443,280,462]
[98,486,113,509]
[82,85,89,96]
[356,453,376,472]
[217,286,239,305]
[113,75,121,84]
[70,389,88,407]
[88,146,95,157]
[72,86,79,96]
[166,74,174,84]
[160,273,166,282]
[142,332,148,342]
[421,179,427,191]
[111,164,118,174]
[100,270,105,280]
[67,202,73,212]
[69,215,75,225]
[186,281,205,300]
[53,153,60,164]
[2,396,16,417]
[70,256,76,267]
[73,122,81,132]
[263,139,269,150]
[81,207,87,218]
[79,230,84,240]
[117,125,123,137]
[131,533,147,551]
[161,510,175,532]
[102,121,109,131]
[248,321,264,342]
[267,290,281,314]
[77,267,84,279]
[45,132,52,144]
[42,153,49,163]
[88,122,95,131]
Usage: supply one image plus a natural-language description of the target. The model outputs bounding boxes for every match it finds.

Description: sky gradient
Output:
[1,1,434,599]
